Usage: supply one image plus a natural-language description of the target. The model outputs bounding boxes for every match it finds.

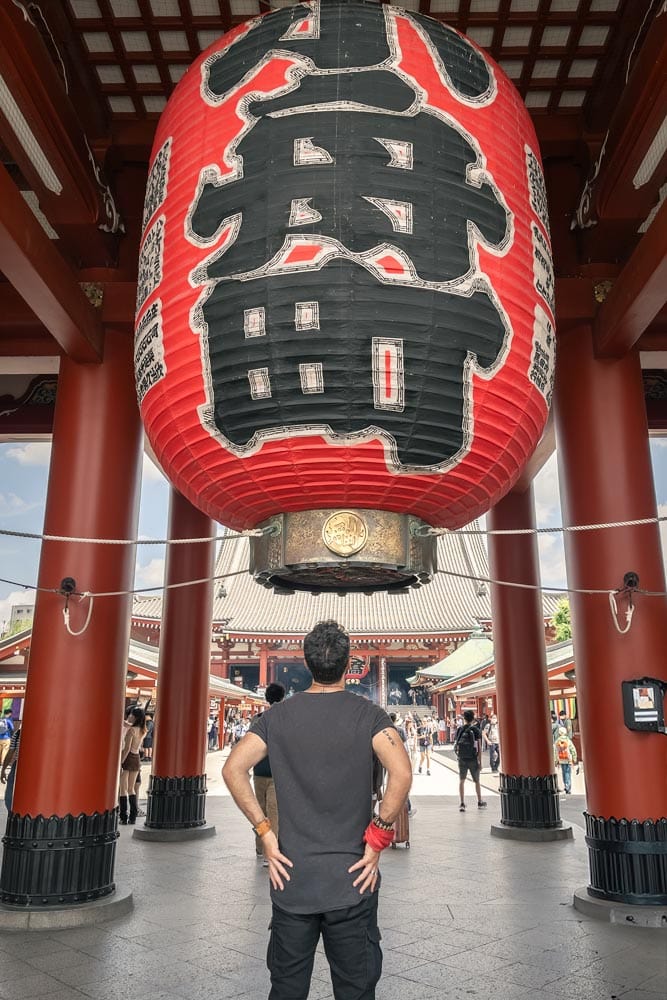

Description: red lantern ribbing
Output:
[487,486,568,839]
[0,331,142,907]
[138,487,216,838]
[555,326,667,904]
[135,0,554,593]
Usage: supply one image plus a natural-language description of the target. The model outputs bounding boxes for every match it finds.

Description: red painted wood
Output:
[554,327,667,821]
[259,648,268,688]
[0,163,103,362]
[594,197,667,358]
[487,486,555,778]
[13,331,142,817]
[152,489,215,778]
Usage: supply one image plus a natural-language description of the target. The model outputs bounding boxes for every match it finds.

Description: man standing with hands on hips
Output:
[223,620,413,1000]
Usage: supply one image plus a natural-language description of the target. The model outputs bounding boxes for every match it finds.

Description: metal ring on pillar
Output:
[0,809,118,907]
[585,813,667,905]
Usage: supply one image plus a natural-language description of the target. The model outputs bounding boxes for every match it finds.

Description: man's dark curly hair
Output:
[265,682,285,705]
[303,620,350,685]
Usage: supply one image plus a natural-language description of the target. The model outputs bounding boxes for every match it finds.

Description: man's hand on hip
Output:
[349,845,381,894]
[263,831,293,891]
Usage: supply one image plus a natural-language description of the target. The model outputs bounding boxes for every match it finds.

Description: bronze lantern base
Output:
[250,509,437,594]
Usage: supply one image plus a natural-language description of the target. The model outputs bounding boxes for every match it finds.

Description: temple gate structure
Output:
[0,0,665,916]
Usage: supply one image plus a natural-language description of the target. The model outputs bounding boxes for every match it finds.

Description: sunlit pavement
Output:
[205,746,498,799]
[1,754,664,1000]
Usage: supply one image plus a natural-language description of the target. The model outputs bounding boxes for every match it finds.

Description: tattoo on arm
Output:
[383,731,397,747]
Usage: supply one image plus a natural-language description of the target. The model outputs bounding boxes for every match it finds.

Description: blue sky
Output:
[1,439,667,630]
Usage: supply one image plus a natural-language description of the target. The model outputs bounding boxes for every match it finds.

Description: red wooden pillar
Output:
[555,326,667,904]
[138,487,216,839]
[259,647,268,688]
[487,487,568,840]
[218,698,230,750]
[0,331,142,907]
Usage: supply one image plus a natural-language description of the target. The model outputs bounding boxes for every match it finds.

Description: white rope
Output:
[0,528,266,545]
[0,569,252,602]
[420,514,667,537]
[63,594,94,636]
[608,591,635,635]
[434,566,667,599]
[2,513,666,545]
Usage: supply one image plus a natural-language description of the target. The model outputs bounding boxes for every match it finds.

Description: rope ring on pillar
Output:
[62,592,94,637]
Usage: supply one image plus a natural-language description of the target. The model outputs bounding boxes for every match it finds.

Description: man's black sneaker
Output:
[478,800,487,809]
[427,770,431,776]
[459,802,466,812]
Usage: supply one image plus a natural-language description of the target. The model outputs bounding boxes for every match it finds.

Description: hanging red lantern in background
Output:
[135,0,554,592]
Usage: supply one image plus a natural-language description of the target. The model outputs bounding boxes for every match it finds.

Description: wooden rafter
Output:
[594,197,667,358]
[0,2,120,266]
[0,163,103,363]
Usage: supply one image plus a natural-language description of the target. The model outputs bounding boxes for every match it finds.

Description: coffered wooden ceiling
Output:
[61,0,642,126]
[0,0,664,383]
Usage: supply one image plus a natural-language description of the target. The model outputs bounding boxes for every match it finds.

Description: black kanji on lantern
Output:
[189,1,511,471]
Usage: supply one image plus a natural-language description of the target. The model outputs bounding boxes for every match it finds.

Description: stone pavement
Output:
[0,755,665,1000]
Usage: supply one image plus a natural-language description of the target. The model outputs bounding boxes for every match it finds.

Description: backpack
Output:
[556,739,570,763]
[455,725,477,759]
[0,718,9,737]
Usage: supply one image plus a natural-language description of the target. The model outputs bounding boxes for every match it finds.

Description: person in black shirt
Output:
[253,682,285,865]
[223,620,412,1000]
[454,709,487,812]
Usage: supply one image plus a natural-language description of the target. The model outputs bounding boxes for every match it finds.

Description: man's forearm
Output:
[222,764,266,827]
[377,768,412,824]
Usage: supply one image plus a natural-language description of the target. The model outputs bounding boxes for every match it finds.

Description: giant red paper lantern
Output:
[135,0,554,589]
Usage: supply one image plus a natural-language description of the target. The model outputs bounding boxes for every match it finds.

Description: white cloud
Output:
[5,443,52,467]
[0,492,38,518]
[533,452,561,524]
[659,504,667,567]
[142,452,166,484]
[134,557,165,592]
[650,437,667,449]
[0,589,35,636]
[537,533,567,591]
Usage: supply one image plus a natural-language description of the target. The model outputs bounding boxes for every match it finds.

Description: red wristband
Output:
[364,821,394,851]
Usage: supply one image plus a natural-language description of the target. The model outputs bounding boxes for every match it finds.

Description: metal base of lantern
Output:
[250,509,437,593]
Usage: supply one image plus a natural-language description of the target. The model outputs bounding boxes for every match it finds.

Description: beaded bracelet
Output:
[364,821,395,851]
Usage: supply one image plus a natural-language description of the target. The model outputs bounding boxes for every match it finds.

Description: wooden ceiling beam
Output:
[594,196,667,358]
[0,163,103,363]
[574,6,667,234]
[0,3,121,267]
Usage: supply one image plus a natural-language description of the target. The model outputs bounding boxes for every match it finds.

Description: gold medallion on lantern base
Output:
[250,509,437,594]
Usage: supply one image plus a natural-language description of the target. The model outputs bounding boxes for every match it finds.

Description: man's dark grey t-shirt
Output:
[250,690,392,914]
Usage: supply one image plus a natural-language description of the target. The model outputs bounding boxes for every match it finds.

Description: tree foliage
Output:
[553,599,572,641]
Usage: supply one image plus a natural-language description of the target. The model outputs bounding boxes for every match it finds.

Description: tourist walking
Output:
[405,717,419,772]
[0,708,14,769]
[0,717,21,810]
[223,620,412,1000]
[554,725,578,794]
[119,706,147,825]
[483,713,500,772]
[143,713,154,761]
[558,709,573,738]
[417,717,432,775]
[454,709,487,811]
[253,682,285,866]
